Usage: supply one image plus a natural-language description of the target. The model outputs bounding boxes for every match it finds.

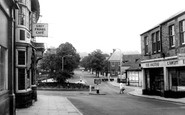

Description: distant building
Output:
[123,54,142,87]
[141,10,185,98]
[108,50,122,77]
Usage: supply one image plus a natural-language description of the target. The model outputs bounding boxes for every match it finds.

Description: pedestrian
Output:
[119,82,125,94]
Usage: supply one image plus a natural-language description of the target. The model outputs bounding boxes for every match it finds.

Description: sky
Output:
[36,0,185,54]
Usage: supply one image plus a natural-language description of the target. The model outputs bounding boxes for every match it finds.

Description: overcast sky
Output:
[36,0,185,54]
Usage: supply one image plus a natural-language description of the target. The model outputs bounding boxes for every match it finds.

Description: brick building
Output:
[141,11,185,98]
[108,50,122,77]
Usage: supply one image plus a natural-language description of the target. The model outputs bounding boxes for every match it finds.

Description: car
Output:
[75,79,86,84]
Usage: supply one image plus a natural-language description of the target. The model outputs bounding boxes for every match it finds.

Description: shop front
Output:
[141,56,185,98]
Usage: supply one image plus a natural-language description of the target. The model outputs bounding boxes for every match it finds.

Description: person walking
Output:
[119,82,125,94]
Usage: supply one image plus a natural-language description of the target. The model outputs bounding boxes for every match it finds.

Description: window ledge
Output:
[0,90,9,96]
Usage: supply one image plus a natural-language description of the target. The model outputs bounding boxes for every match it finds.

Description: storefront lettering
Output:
[167,60,178,65]
[146,62,159,67]
[183,60,185,64]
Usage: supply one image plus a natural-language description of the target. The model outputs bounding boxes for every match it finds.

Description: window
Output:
[152,33,157,53]
[169,25,175,48]
[18,50,26,65]
[0,46,7,91]
[179,20,185,45]
[20,30,25,41]
[18,68,25,90]
[18,7,26,26]
[156,31,161,52]
[18,6,30,29]
[144,36,148,55]
[111,62,115,67]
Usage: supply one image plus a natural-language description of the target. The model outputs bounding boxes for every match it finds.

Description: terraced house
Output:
[141,11,185,98]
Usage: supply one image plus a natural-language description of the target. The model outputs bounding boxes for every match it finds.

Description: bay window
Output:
[16,48,31,91]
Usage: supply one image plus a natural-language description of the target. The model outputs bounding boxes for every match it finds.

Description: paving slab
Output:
[16,95,83,115]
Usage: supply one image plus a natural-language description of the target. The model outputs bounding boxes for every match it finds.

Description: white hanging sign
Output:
[32,23,48,37]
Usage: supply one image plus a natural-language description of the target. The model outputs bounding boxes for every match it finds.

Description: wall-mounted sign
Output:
[32,23,48,37]
[141,62,163,68]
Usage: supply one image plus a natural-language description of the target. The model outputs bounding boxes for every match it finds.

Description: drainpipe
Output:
[10,1,19,115]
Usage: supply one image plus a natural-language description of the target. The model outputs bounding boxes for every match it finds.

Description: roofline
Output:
[141,10,185,36]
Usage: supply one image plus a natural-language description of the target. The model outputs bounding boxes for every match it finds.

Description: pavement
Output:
[16,95,83,115]
[17,76,185,115]
[109,78,185,104]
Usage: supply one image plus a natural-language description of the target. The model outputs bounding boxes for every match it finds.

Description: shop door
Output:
[150,68,164,92]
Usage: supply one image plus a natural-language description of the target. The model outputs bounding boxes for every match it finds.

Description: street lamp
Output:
[62,55,72,71]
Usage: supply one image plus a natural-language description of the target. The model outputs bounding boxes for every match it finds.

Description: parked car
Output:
[75,79,86,84]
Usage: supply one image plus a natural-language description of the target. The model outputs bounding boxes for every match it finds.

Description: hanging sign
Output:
[32,23,48,37]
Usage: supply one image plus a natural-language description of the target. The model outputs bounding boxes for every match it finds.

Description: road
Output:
[38,70,185,115]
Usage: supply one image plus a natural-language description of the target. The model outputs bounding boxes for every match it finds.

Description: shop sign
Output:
[178,53,185,60]
[166,60,178,66]
[32,23,48,37]
[166,59,185,67]
[142,62,162,68]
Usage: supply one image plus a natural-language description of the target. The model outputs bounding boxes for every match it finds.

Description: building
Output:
[123,54,142,87]
[0,0,19,115]
[108,50,122,77]
[14,0,44,108]
[141,11,185,98]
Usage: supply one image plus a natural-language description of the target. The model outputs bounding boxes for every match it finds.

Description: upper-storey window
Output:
[179,20,185,45]
[169,25,175,48]
[111,62,115,67]
[144,36,148,55]
[18,7,26,26]
[152,33,157,54]
[156,31,161,52]
[18,6,30,29]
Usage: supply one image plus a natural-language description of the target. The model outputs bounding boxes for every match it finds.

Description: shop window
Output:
[0,46,7,91]
[18,68,25,90]
[169,25,175,48]
[170,68,185,91]
[179,20,185,45]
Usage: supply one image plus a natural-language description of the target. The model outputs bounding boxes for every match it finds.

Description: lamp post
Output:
[62,55,72,71]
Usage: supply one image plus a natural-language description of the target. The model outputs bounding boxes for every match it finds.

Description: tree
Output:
[89,49,107,77]
[80,54,92,70]
[40,42,80,83]
[56,42,80,72]
[80,50,109,76]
